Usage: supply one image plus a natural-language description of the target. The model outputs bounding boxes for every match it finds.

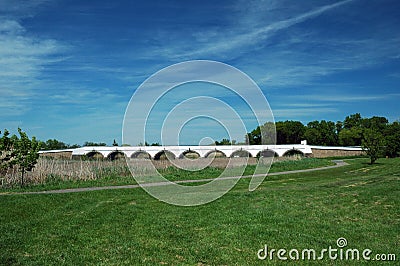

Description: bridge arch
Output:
[154,150,176,160]
[131,151,151,159]
[86,151,104,160]
[107,151,125,160]
[230,149,252,158]
[257,149,279,158]
[179,150,200,159]
[204,150,227,158]
[282,149,304,157]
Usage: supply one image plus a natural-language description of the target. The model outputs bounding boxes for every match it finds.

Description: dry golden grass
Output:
[1,155,303,187]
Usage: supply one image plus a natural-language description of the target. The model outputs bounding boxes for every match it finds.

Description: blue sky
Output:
[1,0,399,146]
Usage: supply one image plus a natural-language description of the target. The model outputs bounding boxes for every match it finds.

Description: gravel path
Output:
[3,160,348,195]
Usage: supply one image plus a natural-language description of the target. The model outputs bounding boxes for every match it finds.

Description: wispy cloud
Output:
[201,0,354,55]
[0,0,51,17]
[274,103,334,108]
[143,0,400,92]
[49,87,127,106]
[0,17,66,117]
[273,107,339,120]
[147,0,355,60]
[269,93,400,121]
[0,25,63,78]
[288,93,399,103]
[246,35,400,88]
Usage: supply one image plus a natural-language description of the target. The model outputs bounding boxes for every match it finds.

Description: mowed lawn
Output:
[0,158,399,265]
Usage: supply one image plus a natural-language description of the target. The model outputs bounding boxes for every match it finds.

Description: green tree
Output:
[143,142,161,146]
[246,126,261,145]
[260,122,276,145]
[362,116,388,131]
[384,122,400,157]
[84,141,107,147]
[246,122,276,145]
[14,128,41,186]
[339,113,365,146]
[215,138,231,145]
[336,121,343,135]
[304,120,337,146]
[39,139,80,150]
[0,130,17,175]
[338,127,363,146]
[69,144,81,149]
[41,139,69,150]
[276,121,305,144]
[344,113,363,129]
[362,128,385,164]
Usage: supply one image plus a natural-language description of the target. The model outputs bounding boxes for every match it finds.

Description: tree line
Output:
[38,140,119,150]
[246,113,400,159]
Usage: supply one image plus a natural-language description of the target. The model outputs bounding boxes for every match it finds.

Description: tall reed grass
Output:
[0,155,303,187]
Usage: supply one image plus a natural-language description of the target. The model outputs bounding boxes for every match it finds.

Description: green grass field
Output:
[0,158,399,265]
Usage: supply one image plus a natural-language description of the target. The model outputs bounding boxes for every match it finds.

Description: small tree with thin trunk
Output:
[14,128,41,186]
[361,128,385,164]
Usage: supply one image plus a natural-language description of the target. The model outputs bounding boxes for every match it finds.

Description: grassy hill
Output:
[1,158,398,265]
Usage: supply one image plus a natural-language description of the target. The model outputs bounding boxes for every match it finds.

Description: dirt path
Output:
[2,160,348,195]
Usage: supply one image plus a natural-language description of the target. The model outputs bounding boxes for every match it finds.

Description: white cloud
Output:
[294,94,390,103]
[268,93,400,120]
[147,0,355,60]
[240,34,400,89]
[0,0,51,16]
[143,0,399,92]
[0,19,65,77]
[275,93,400,107]
[0,19,24,34]
[274,103,333,108]
[0,18,66,117]
[273,107,339,119]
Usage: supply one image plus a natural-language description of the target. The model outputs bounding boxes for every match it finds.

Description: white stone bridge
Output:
[39,143,364,160]
[48,144,318,160]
